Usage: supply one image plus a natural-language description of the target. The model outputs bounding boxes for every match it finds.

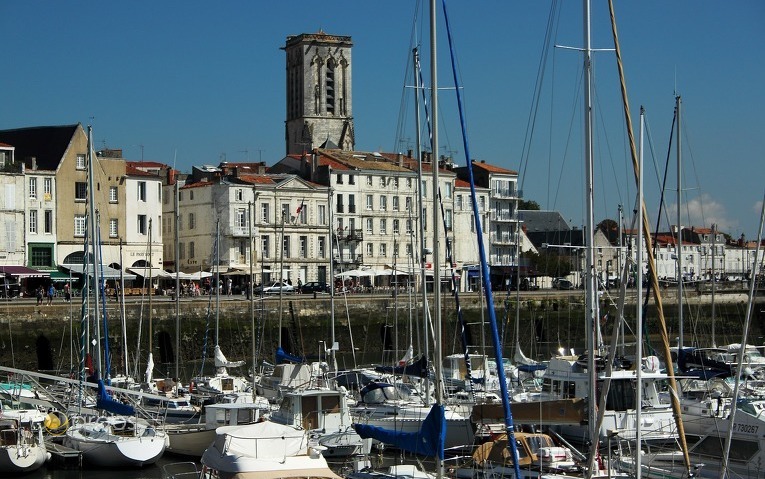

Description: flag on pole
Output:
[295,199,305,215]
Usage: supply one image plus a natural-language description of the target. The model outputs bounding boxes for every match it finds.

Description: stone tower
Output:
[284,31,355,155]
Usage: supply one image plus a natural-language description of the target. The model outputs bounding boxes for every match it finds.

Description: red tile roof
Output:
[180,181,213,190]
[471,160,518,175]
[125,165,157,177]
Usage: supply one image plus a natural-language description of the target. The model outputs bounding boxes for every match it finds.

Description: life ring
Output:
[44,410,70,435]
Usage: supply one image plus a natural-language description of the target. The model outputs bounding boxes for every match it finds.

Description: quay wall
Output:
[0,290,762,380]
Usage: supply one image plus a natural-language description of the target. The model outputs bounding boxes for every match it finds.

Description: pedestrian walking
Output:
[36,286,43,305]
[64,283,71,302]
[47,285,55,305]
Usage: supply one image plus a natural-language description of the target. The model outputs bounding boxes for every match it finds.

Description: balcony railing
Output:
[491,188,519,199]
[335,228,363,241]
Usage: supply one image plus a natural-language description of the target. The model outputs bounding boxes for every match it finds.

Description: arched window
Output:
[63,252,94,265]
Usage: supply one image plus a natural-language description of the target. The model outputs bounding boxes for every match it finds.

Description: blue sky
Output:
[3,1,764,238]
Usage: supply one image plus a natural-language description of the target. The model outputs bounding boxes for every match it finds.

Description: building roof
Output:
[0,124,80,170]
[318,149,412,173]
[518,210,571,233]
[125,164,159,177]
[469,160,518,175]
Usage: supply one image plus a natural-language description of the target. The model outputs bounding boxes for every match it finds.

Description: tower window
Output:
[326,60,335,115]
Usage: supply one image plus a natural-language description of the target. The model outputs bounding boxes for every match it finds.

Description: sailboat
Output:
[62,125,168,467]
[190,221,249,398]
[0,403,48,473]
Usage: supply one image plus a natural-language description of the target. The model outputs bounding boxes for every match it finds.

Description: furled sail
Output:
[96,379,135,416]
[353,403,445,459]
[214,345,245,368]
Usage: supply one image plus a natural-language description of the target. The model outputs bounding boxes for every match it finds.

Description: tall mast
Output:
[635,106,645,479]
[87,125,103,377]
[413,47,431,402]
[429,2,444,479]
[711,223,717,347]
[675,95,683,351]
[174,178,181,382]
[582,0,599,452]
[328,173,338,372]
[215,219,220,346]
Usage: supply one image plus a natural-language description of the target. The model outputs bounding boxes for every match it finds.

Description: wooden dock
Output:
[45,439,82,469]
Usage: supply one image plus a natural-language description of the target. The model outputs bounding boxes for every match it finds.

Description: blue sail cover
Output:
[374,355,430,378]
[353,403,445,459]
[276,346,305,364]
[96,379,135,416]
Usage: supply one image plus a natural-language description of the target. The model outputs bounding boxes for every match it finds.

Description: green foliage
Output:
[518,199,540,210]
[522,249,572,277]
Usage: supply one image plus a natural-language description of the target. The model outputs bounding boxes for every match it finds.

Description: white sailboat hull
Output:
[64,422,167,467]
[165,424,216,457]
[0,444,47,473]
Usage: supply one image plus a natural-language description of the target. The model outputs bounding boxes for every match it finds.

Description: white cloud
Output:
[666,193,738,234]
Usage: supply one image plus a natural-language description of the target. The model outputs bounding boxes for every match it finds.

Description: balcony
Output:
[333,254,363,264]
[491,212,518,222]
[335,228,363,242]
[490,233,515,245]
[491,188,519,199]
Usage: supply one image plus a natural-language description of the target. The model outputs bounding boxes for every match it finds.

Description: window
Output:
[318,237,326,258]
[348,195,355,214]
[299,236,308,258]
[406,219,413,233]
[283,235,291,258]
[262,236,270,258]
[393,177,399,188]
[336,173,343,184]
[137,214,147,235]
[44,210,53,234]
[318,204,326,225]
[74,182,87,201]
[190,191,194,200]
[445,209,453,230]
[76,154,86,170]
[189,241,195,259]
[406,178,412,188]
[421,180,427,198]
[157,184,162,203]
[367,176,373,186]
[138,181,147,201]
[261,203,270,224]
[392,196,399,211]
[29,177,37,199]
[379,177,386,187]
[422,208,427,231]
[44,177,52,200]
[366,194,373,210]
[366,218,373,233]
[445,182,453,198]
[178,214,183,231]
[236,208,247,229]
[479,196,486,211]
[236,189,243,201]
[188,213,195,229]
[380,195,387,211]
[393,219,400,234]
[380,219,387,235]
[335,195,343,214]
[406,243,413,257]
[74,215,86,237]
[109,186,118,203]
[281,203,291,220]
[29,210,37,233]
[366,243,374,257]
[394,242,399,258]
[349,175,355,185]
[456,195,463,210]
[405,196,412,211]
[109,218,118,237]
[178,242,185,259]
[30,245,53,268]
[379,243,387,257]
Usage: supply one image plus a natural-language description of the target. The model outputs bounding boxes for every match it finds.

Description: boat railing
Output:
[162,461,201,479]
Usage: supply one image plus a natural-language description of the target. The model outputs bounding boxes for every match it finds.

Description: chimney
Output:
[31,156,37,170]
[168,169,176,185]
[396,153,403,167]
[311,151,319,181]
[407,149,413,159]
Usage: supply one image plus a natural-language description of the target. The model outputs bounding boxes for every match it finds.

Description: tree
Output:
[597,218,619,245]
[523,250,572,278]
[518,199,540,210]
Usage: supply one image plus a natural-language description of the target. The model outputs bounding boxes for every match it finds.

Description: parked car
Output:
[255,282,295,295]
[299,281,329,294]
[553,279,575,290]
[0,281,21,298]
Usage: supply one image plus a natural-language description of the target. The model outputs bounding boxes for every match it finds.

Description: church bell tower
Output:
[284,31,355,155]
